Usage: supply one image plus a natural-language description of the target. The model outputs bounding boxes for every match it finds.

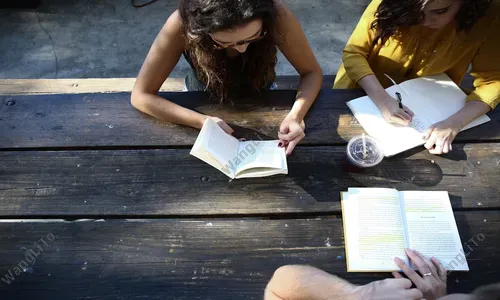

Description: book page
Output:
[400,74,490,130]
[346,86,431,156]
[342,188,409,271]
[401,191,469,271]
[200,118,240,174]
[235,167,287,179]
[347,73,490,157]
[233,140,286,174]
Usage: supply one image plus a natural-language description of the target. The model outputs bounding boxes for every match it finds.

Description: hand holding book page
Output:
[346,73,490,156]
[190,118,287,179]
[341,188,469,272]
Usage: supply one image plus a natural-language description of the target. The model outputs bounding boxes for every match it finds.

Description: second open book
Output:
[190,118,288,179]
[341,188,469,272]
[347,73,491,157]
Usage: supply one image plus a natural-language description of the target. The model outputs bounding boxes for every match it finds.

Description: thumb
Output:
[278,124,290,143]
[279,123,290,135]
[402,105,415,118]
[424,125,435,140]
[396,110,412,123]
[217,120,235,135]
[393,278,412,289]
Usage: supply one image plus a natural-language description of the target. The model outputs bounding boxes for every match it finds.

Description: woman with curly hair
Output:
[334,0,499,155]
[131,0,322,155]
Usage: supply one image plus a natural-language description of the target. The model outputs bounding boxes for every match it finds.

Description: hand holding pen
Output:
[376,92,415,126]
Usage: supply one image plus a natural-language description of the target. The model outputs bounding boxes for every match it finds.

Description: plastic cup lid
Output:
[346,135,384,167]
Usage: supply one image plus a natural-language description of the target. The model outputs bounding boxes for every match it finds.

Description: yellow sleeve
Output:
[466,16,500,110]
[341,0,380,83]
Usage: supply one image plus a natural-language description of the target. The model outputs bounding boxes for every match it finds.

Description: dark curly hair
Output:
[179,0,279,104]
[370,0,492,46]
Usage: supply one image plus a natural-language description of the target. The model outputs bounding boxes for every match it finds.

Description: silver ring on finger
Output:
[422,272,433,277]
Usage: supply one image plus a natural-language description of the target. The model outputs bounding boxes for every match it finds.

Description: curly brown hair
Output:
[370,0,492,46]
[179,0,279,104]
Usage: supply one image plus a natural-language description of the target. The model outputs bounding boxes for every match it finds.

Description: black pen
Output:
[395,92,404,109]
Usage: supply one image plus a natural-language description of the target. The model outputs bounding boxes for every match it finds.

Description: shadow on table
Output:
[285,143,475,209]
[288,154,446,205]
[349,157,444,187]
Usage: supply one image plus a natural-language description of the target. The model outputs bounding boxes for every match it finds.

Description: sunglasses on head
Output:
[211,30,267,50]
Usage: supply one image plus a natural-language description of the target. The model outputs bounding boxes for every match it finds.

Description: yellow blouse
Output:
[333,0,500,110]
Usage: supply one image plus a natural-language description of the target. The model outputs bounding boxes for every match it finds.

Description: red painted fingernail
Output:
[278,143,282,147]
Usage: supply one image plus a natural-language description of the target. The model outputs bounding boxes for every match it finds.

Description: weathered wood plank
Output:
[0,76,335,95]
[0,211,497,299]
[1,89,498,148]
[0,143,497,216]
[0,78,184,95]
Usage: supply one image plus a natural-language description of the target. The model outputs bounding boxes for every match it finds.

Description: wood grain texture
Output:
[0,144,497,216]
[0,212,498,299]
[0,76,335,95]
[0,78,185,94]
[1,89,498,148]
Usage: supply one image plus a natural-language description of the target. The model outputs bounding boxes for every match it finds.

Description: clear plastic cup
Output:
[346,135,384,168]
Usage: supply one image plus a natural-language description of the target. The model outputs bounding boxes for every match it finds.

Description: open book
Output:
[190,118,288,179]
[347,73,491,157]
[341,188,469,272]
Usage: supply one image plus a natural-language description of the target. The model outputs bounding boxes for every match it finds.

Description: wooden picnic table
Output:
[0,82,499,299]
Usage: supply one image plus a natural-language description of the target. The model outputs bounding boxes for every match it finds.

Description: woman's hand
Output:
[377,95,415,126]
[424,118,463,155]
[393,249,447,300]
[278,115,305,156]
[357,75,414,126]
[206,116,235,136]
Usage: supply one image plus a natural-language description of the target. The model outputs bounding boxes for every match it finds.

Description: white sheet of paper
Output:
[347,73,490,156]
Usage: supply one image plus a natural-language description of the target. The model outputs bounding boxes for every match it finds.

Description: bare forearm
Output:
[264,265,357,300]
[131,92,207,129]
[357,75,391,106]
[448,100,491,129]
[287,71,322,122]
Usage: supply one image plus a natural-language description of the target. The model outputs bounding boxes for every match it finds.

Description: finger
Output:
[397,109,412,122]
[431,257,447,280]
[429,147,443,155]
[424,126,435,141]
[405,288,424,300]
[403,105,415,118]
[394,257,424,285]
[278,126,289,136]
[391,277,412,288]
[217,121,235,135]
[429,142,443,155]
[278,129,302,142]
[405,249,432,275]
[387,272,412,289]
[394,111,412,126]
[285,134,304,156]
[390,115,411,126]
[413,250,438,277]
[441,137,450,154]
[278,138,288,147]
[424,132,438,149]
